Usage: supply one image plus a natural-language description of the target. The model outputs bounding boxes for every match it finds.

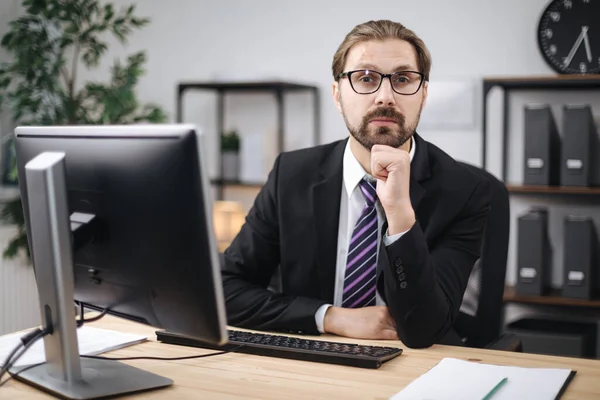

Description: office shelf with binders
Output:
[176,81,321,200]
[483,75,600,360]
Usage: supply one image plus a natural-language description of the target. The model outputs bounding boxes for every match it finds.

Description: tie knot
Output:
[359,179,377,207]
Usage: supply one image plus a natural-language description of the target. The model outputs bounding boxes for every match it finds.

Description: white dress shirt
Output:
[314,137,416,333]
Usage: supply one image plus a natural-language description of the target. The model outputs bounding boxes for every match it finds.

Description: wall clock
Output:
[537,0,600,74]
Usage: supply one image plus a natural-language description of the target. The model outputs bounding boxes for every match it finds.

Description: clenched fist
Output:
[370,144,415,235]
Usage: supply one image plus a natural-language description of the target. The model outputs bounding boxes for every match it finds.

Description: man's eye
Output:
[359,76,374,83]
[394,76,410,84]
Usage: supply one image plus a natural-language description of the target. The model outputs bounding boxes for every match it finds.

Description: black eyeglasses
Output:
[337,69,425,95]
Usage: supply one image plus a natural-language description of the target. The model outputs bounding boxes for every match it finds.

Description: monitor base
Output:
[13,357,173,399]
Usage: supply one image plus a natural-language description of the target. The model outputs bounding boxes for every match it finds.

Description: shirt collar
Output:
[343,136,416,197]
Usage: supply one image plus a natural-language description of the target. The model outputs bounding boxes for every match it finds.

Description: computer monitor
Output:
[13,124,228,399]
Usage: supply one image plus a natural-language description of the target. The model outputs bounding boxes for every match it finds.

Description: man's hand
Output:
[370,144,415,235]
[322,306,399,340]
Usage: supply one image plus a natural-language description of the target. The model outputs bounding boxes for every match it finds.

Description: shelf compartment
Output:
[506,185,600,195]
[504,285,600,308]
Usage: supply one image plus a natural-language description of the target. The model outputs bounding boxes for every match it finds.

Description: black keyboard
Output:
[156,329,402,369]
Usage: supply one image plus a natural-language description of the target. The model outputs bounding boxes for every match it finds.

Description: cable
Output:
[0,304,110,390]
[0,362,44,389]
[81,345,245,361]
[73,304,244,361]
[0,344,22,377]
[0,328,45,373]
[0,328,49,374]
[0,328,50,387]
[0,327,49,371]
[1,309,236,388]
[1,345,244,389]
[0,304,111,390]
[76,303,109,328]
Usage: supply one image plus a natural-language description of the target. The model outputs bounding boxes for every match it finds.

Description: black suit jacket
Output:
[221,133,491,348]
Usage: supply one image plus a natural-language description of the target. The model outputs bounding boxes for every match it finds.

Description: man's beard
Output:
[343,106,421,150]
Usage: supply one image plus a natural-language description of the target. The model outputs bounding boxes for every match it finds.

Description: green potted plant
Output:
[221,129,240,181]
[0,0,167,260]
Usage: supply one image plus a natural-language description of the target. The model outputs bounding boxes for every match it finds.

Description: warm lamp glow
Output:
[213,201,246,252]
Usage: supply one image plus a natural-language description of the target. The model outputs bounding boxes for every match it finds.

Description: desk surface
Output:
[1,316,599,399]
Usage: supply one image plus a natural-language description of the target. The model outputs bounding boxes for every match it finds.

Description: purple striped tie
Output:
[342,179,378,308]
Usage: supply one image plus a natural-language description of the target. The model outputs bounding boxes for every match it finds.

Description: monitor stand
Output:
[11,152,173,399]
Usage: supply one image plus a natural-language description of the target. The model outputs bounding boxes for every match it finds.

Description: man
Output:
[220,20,491,348]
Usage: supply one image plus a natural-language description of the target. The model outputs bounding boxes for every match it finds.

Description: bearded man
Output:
[220,19,491,348]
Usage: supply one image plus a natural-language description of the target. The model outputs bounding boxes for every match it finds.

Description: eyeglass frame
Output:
[337,69,426,95]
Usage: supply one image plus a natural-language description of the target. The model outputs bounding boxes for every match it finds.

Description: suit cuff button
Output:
[400,281,408,289]
[394,258,403,268]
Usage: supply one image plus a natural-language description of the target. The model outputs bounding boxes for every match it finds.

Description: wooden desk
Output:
[1,316,599,399]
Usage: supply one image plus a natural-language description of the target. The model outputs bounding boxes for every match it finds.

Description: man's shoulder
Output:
[424,138,491,193]
[419,138,492,223]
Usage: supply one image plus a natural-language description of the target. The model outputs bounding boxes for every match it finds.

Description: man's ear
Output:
[332,81,342,114]
[421,80,429,108]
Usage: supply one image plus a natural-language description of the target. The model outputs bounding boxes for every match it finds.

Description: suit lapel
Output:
[407,133,431,212]
[312,140,346,303]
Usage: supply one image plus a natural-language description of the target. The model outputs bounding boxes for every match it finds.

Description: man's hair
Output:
[332,20,432,82]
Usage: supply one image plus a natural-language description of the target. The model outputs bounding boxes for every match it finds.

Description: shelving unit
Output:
[176,81,320,199]
[482,75,600,359]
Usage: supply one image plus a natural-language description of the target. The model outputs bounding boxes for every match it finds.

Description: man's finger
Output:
[371,150,409,173]
[371,154,396,179]
[371,161,389,180]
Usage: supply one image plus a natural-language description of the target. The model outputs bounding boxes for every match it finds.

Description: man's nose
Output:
[375,77,396,107]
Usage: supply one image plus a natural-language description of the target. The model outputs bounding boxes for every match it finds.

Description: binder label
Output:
[568,271,584,282]
[527,158,544,169]
[566,159,583,169]
[519,267,537,279]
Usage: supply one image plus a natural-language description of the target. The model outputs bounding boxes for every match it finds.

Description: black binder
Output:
[523,105,561,186]
[562,216,598,300]
[516,208,552,296]
[560,105,599,187]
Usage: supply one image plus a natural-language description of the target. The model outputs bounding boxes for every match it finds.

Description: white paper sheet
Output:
[0,326,147,367]
[390,357,507,400]
[390,358,574,400]
[461,359,574,400]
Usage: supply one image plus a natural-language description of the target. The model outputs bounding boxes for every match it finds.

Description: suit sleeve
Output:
[221,155,326,334]
[380,178,491,348]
